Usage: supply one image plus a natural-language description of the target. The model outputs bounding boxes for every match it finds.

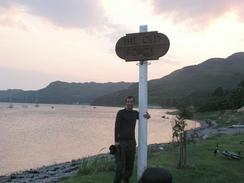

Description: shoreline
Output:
[189,118,244,139]
[1,120,244,183]
[0,153,111,183]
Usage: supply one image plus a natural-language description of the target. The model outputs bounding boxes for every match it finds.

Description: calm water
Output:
[0,103,199,175]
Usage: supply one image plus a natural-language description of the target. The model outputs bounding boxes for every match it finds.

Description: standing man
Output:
[114,96,150,183]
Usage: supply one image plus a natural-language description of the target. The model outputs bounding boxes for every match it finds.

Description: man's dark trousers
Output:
[114,140,136,183]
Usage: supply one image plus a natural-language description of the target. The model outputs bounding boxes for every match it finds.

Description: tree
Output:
[172,109,188,168]
[238,80,244,88]
[230,88,243,109]
[212,87,224,97]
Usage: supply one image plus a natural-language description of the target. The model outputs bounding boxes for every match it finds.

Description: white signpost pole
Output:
[137,25,148,179]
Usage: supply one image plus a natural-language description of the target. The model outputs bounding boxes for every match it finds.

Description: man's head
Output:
[125,96,134,110]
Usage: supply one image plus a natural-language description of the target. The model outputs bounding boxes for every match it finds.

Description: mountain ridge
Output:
[0,81,133,104]
[92,52,244,106]
[1,52,243,106]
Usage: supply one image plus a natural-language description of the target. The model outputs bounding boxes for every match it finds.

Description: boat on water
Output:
[8,103,14,108]
[7,89,14,108]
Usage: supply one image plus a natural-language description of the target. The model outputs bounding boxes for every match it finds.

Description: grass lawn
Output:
[58,133,244,183]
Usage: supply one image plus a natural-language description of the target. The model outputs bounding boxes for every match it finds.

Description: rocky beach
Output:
[0,154,113,183]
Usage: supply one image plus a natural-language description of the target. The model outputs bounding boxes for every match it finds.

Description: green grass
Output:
[59,134,244,183]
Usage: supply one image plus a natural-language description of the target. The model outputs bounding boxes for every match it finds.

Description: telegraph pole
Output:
[137,25,148,179]
[115,24,170,180]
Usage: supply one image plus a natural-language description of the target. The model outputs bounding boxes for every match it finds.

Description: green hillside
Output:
[92,52,244,106]
[1,52,243,106]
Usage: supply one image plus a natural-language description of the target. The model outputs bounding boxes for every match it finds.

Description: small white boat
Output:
[8,104,14,108]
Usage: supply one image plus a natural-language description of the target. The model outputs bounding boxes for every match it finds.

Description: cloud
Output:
[150,0,244,28]
[0,6,29,30]
[0,0,107,28]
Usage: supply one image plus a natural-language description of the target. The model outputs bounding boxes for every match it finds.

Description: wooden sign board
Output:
[115,31,170,61]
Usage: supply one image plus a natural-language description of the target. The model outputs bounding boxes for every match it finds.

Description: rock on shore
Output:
[186,119,244,142]
[0,154,109,183]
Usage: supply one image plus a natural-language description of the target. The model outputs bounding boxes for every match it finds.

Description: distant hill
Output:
[91,52,244,106]
[0,81,132,104]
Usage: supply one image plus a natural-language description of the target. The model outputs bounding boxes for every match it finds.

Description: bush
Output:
[78,155,115,175]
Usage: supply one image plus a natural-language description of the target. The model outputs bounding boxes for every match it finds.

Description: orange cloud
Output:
[151,0,244,28]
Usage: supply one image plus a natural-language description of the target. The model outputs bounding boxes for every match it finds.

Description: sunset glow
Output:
[0,0,243,89]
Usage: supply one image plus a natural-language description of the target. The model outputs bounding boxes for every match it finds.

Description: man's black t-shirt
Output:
[115,108,139,142]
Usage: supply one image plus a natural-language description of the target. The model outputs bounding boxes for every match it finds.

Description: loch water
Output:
[0,103,199,175]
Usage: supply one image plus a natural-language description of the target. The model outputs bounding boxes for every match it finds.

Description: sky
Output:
[0,0,243,90]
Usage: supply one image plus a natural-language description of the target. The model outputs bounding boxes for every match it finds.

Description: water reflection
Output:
[0,103,199,175]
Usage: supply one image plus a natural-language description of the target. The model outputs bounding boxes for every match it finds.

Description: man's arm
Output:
[143,111,151,119]
[114,111,121,144]
[137,111,151,119]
